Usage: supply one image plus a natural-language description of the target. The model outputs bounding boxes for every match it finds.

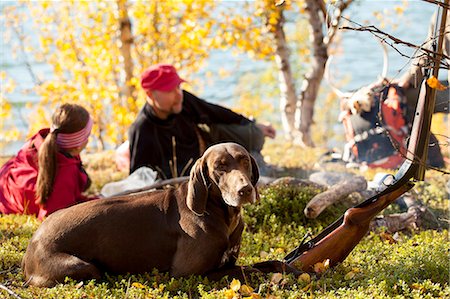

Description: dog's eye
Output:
[241,159,250,168]
[217,163,227,171]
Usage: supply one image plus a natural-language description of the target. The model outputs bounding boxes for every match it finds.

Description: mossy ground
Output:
[1,141,449,298]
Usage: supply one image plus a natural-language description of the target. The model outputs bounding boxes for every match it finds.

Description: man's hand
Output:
[256,123,276,139]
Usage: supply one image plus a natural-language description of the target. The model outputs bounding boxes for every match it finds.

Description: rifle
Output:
[284,3,448,271]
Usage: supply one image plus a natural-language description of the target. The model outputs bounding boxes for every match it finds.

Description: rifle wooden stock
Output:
[288,183,413,271]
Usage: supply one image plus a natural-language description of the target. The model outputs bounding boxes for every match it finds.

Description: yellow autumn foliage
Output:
[427,76,448,91]
[3,0,217,150]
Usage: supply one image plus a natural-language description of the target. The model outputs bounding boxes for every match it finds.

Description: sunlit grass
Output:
[0,143,449,298]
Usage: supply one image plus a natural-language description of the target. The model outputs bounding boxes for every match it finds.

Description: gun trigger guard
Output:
[380,173,396,187]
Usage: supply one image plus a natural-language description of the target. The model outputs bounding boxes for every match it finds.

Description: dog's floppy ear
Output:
[250,155,260,186]
[186,158,209,216]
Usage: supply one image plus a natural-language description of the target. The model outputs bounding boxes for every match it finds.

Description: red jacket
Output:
[0,129,93,220]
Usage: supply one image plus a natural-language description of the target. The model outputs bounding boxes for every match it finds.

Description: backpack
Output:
[341,84,409,169]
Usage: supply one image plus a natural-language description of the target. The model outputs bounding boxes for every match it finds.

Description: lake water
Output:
[0,0,439,155]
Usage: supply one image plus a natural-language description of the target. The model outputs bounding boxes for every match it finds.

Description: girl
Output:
[0,104,96,220]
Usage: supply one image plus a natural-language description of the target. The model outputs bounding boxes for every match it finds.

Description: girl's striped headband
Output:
[51,117,93,149]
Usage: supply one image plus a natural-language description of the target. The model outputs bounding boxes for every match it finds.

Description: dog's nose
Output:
[238,185,253,197]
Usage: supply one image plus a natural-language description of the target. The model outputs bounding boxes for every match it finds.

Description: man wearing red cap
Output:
[128,63,276,179]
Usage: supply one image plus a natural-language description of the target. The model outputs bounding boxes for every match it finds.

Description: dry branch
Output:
[304,175,367,219]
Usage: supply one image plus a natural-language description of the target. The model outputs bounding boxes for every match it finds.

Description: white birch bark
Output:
[273,11,300,141]
[295,0,352,147]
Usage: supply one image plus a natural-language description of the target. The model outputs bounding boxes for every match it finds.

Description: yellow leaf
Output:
[394,6,404,14]
[427,76,448,91]
[299,273,311,283]
[380,232,396,244]
[410,283,425,292]
[344,271,356,280]
[132,282,145,288]
[275,248,285,254]
[240,284,254,296]
[313,261,326,273]
[129,77,139,86]
[268,16,278,25]
[302,282,312,291]
[230,278,241,291]
[224,289,236,299]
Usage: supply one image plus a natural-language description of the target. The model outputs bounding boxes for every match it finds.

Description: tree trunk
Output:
[297,0,329,147]
[273,11,300,141]
[117,0,135,142]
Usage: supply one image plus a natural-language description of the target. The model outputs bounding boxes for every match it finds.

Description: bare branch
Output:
[421,0,450,10]
[0,283,23,299]
[325,0,354,46]
[339,19,450,69]
[11,25,42,86]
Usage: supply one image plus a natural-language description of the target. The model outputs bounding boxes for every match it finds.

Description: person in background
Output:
[128,63,276,179]
[0,104,97,220]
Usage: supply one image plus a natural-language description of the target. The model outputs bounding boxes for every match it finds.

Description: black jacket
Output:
[129,90,251,178]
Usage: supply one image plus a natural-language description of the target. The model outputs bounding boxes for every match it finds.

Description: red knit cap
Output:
[140,64,186,92]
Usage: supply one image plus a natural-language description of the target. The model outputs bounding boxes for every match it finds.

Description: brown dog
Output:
[22,142,298,287]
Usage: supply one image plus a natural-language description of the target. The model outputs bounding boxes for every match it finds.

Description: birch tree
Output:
[214,0,305,142]
[294,0,353,146]
[217,0,354,147]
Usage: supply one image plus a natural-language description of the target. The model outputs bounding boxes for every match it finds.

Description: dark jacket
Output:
[129,90,251,179]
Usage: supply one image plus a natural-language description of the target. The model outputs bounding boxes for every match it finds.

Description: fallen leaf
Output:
[299,273,311,283]
[240,284,254,296]
[344,271,356,280]
[230,278,241,292]
[380,232,397,244]
[410,283,425,292]
[271,272,283,284]
[132,282,145,289]
[224,289,237,299]
[275,248,285,254]
[313,261,326,273]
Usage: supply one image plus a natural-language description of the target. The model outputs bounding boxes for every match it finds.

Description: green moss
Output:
[1,149,448,298]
